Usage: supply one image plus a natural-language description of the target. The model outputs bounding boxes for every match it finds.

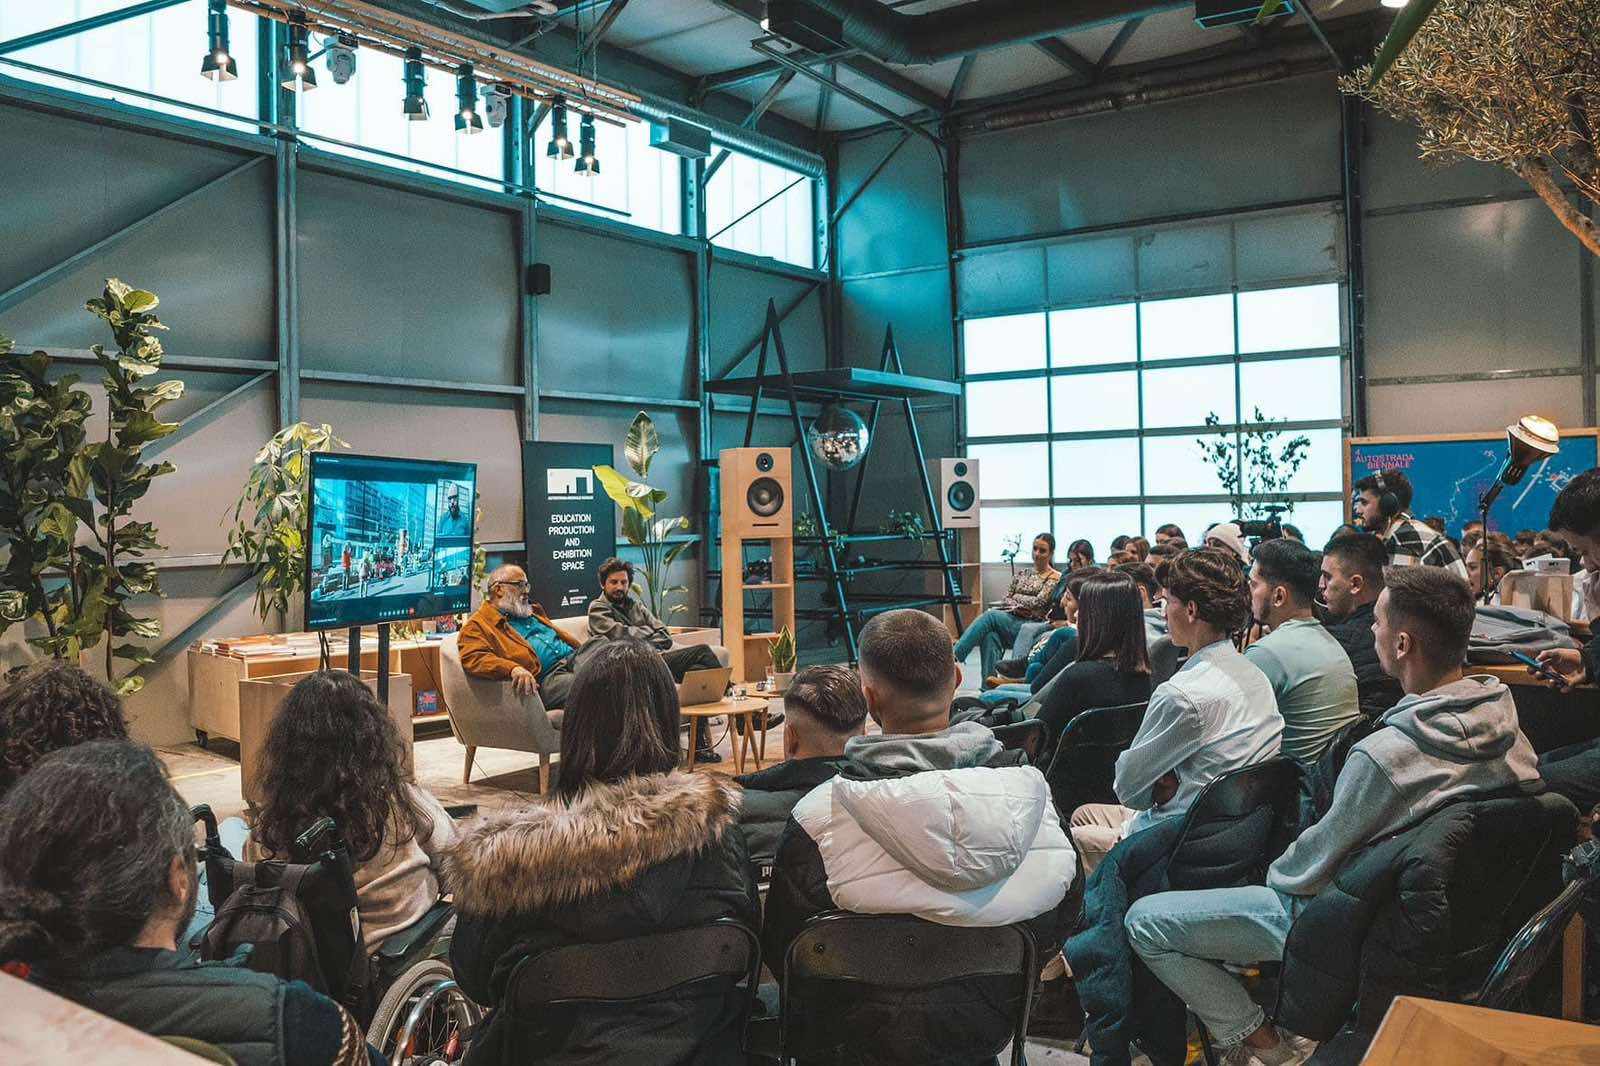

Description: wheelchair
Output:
[192,805,482,1064]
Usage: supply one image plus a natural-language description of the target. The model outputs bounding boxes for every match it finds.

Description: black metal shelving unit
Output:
[702,299,972,662]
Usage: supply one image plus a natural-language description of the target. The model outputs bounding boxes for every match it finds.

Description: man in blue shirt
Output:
[459,564,580,711]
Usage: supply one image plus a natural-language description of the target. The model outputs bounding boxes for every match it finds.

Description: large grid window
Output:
[533,111,681,234]
[706,150,815,269]
[0,0,260,129]
[964,283,1346,561]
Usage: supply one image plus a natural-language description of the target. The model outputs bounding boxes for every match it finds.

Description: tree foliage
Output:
[1196,408,1313,521]
[1342,0,1600,257]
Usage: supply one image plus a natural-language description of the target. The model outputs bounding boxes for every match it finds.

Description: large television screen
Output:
[306,452,478,631]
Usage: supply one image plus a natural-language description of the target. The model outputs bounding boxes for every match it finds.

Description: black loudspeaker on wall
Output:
[526,263,551,295]
[932,457,980,528]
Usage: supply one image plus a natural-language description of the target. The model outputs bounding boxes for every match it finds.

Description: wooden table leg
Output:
[684,717,699,772]
[1563,913,1586,1020]
[731,713,747,774]
[758,706,769,768]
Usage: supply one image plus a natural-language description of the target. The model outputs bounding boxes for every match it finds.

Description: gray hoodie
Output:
[841,720,1003,775]
[1268,675,1542,897]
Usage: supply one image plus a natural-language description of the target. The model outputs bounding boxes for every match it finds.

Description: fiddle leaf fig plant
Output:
[223,422,349,623]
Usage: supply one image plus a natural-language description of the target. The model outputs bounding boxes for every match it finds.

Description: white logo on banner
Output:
[547,468,594,500]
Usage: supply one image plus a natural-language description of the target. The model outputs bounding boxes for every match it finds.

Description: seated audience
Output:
[1111,535,1132,554]
[0,659,127,796]
[953,532,1060,680]
[1115,560,1161,609]
[735,665,865,878]
[0,741,379,1066]
[447,639,757,1065]
[1128,536,1152,563]
[1008,567,1098,693]
[1068,538,1096,571]
[1069,548,1283,875]
[1353,469,1469,579]
[250,670,458,950]
[763,609,1074,1065]
[1125,567,1540,1063]
[1513,528,1539,557]
[459,564,581,712]
[1036,571,1153,763]
[1154,523,1186,546]
[1461,518,1484,544]
[1118,560,1183,685]
[585,556,726,761]
[1318,533,1405,718]
[1465,537,1518,601]
[1203,523,1252,567]
[1421,515,1448,536]
[1245,539,1361,764]
[985,599,1076,704]
[1530,470,1600,806]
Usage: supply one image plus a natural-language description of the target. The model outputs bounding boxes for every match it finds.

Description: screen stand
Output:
[375,623,390,705]
[347,626,360,674]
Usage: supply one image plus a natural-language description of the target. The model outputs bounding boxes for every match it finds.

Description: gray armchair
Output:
[438,631,561,794]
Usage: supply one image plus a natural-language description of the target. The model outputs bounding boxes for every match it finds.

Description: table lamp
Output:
[1478,415,1560,601]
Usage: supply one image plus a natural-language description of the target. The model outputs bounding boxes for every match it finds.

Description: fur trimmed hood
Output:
[443,771,742,918]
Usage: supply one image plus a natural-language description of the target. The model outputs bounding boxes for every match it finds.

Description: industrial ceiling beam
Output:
[0,0,187,55]
[1033,36,1096,81]
[578,0,632,56]
[944,53,975,109]
[752,37,940,146]
[838,55,946,113]
[705,68,797,180]
[814,61,835,128]
[1095,17,1144,75]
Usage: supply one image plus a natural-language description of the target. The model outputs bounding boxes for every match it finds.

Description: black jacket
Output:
[1034,661,1151,767]
[38,946,380,1066]
[1275,791,1575,1064]
[446,772,759,1066]
[735,756,845,880]
[1323,602,1404,719]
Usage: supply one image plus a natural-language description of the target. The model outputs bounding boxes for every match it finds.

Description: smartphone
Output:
[1510,649,1565,684]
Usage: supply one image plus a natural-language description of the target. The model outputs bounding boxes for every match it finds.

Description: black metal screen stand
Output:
[346,621,391,703]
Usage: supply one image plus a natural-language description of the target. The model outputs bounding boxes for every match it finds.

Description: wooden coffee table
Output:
[681,696,772,773]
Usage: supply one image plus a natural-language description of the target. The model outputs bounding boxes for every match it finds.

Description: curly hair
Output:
[1164,547,1252,634]
[253,670,422,864]
[0,660,128,797]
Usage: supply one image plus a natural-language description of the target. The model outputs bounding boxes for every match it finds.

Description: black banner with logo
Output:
[521,441,616,615]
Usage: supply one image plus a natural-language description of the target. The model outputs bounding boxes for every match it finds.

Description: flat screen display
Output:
[306,452,478,631]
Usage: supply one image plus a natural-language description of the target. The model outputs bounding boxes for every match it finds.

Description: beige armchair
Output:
[438,631,561,794]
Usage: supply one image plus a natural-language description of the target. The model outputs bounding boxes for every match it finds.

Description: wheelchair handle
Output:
[190,804,219,842]
[295,815,338,857]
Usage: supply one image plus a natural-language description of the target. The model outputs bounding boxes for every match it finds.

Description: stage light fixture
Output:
[574,111,599,177]
[484,82,511,129]
[1475,414,1561,600]
[200,0,237,82]
[546,96,573,159]
[282,13,316,92]
[326,33,358,85]
[455,64,483,135]
[402,47,429,121]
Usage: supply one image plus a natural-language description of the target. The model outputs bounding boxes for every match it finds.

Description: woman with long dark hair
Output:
[1035,571,1153,761]
[954,531,1061,680]
[446,639,757,1066]
[251,670,458,948]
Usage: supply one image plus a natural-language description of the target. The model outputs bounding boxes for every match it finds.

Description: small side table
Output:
[681,697,770,774]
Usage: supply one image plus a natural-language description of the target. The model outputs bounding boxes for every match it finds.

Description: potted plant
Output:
[999,533,1023,575]
[593,412,694,622]
[769,625,797,692]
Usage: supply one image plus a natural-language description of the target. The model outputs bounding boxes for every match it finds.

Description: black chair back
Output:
[1167,757,1302,888]
[777,912,1036,1066]
[1044,701,1146,819]
[992,718,1049,765]
[1477,838,1600,1010]
[507,918,760,1010]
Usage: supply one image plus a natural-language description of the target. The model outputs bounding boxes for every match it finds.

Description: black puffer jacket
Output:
[1275,791,1575,1065]
[446,772,758,1066]
[735,756,845,880]
[1322,602,1404,720]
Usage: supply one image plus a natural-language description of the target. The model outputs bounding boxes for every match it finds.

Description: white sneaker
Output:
[1218,1029,1318,1066]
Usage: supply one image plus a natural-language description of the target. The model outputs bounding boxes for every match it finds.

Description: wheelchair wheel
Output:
[369,958,482,1065]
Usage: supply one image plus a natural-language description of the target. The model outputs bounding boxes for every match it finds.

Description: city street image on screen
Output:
[307,453,478,629]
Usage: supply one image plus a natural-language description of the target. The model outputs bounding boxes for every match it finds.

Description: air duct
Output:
[764,0,1191,66]
[631,93,825,178]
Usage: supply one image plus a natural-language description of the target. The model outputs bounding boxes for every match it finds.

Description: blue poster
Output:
[1349,435,1598,537]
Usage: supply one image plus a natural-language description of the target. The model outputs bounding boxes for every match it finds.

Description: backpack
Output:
[200,859,372,1017]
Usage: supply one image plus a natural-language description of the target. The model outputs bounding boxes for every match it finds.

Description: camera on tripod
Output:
[1236,507,1286,543]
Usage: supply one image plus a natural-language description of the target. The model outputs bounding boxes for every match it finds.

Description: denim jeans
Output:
[1124,885,1304,1047]
[977,683,1033,705]
[1010,620,1049,660]
[954,609,1024,680]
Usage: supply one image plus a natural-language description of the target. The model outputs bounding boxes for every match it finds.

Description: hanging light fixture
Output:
[402,46,429,121]
[455,63,483,135]
[200,0,237,82]
[325,32,358,85]
[282,12,316,92]
[546,96,573,159]
[574,111,599,177]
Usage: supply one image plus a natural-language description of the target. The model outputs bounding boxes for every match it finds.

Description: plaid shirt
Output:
[1384,514,1469,580]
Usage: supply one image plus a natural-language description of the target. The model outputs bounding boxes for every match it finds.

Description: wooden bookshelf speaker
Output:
[720,447,793,538]
[934,457,980,529]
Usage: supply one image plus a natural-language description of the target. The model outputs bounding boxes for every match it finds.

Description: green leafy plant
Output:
[999,532,1024,575]
[878,509,927,538]
[223,422,348,622]
[1195,407,1312,521]
[0,333,93,655]
[593,411,692,620]
[1254,0,1438,85]
[769,625,797,674]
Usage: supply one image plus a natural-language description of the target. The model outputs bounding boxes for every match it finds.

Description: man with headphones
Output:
[1353,468,1469,579]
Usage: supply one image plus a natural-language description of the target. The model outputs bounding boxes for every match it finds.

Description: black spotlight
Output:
[282,12,316,92]
[200,0,237,82]
[546,96,573,159]
[402,46,428,121]
[574,111,598,176]
[455,63,483,135]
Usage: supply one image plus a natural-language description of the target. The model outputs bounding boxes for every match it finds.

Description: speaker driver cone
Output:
[947,481,975,512]
[748,477,785,517]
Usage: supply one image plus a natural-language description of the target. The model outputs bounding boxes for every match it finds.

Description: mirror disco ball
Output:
[807,403,870,471]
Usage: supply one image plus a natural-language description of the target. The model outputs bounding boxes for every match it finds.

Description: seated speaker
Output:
[720,447,792,537]
[933,458,980,529]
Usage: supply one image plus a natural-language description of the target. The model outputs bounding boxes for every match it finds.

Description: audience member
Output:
[1154,524,1186,546]
[447,639,757,1064]
[1465,538,1518,602]
[1118,560,1183,685]
[1011,567,1099,696]
[1353,469,1469,579]
[735,665,864,877]
[1245,540,1361,764]
[1069,549,1283,875]
[1319,533,1405,718]
[1128,536,1152,562]
[250,671,458,949]
[1116,561,1160,608]
[1125,567,1540,1063]
[0,741,379,1065]
[1531,470,1600,806]
[1203,523,1252,567]
[459,563,580,711]
[1036,572,1153,764]
[954,532,1061,679]
[1068,538,1096,571]
[1421,515,1447,536]
[1513,529,1539,557]
[1461,518,1484,544]
[1111,535,1132,554]
[0,659,127,796]
[763,610,1074,1065]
